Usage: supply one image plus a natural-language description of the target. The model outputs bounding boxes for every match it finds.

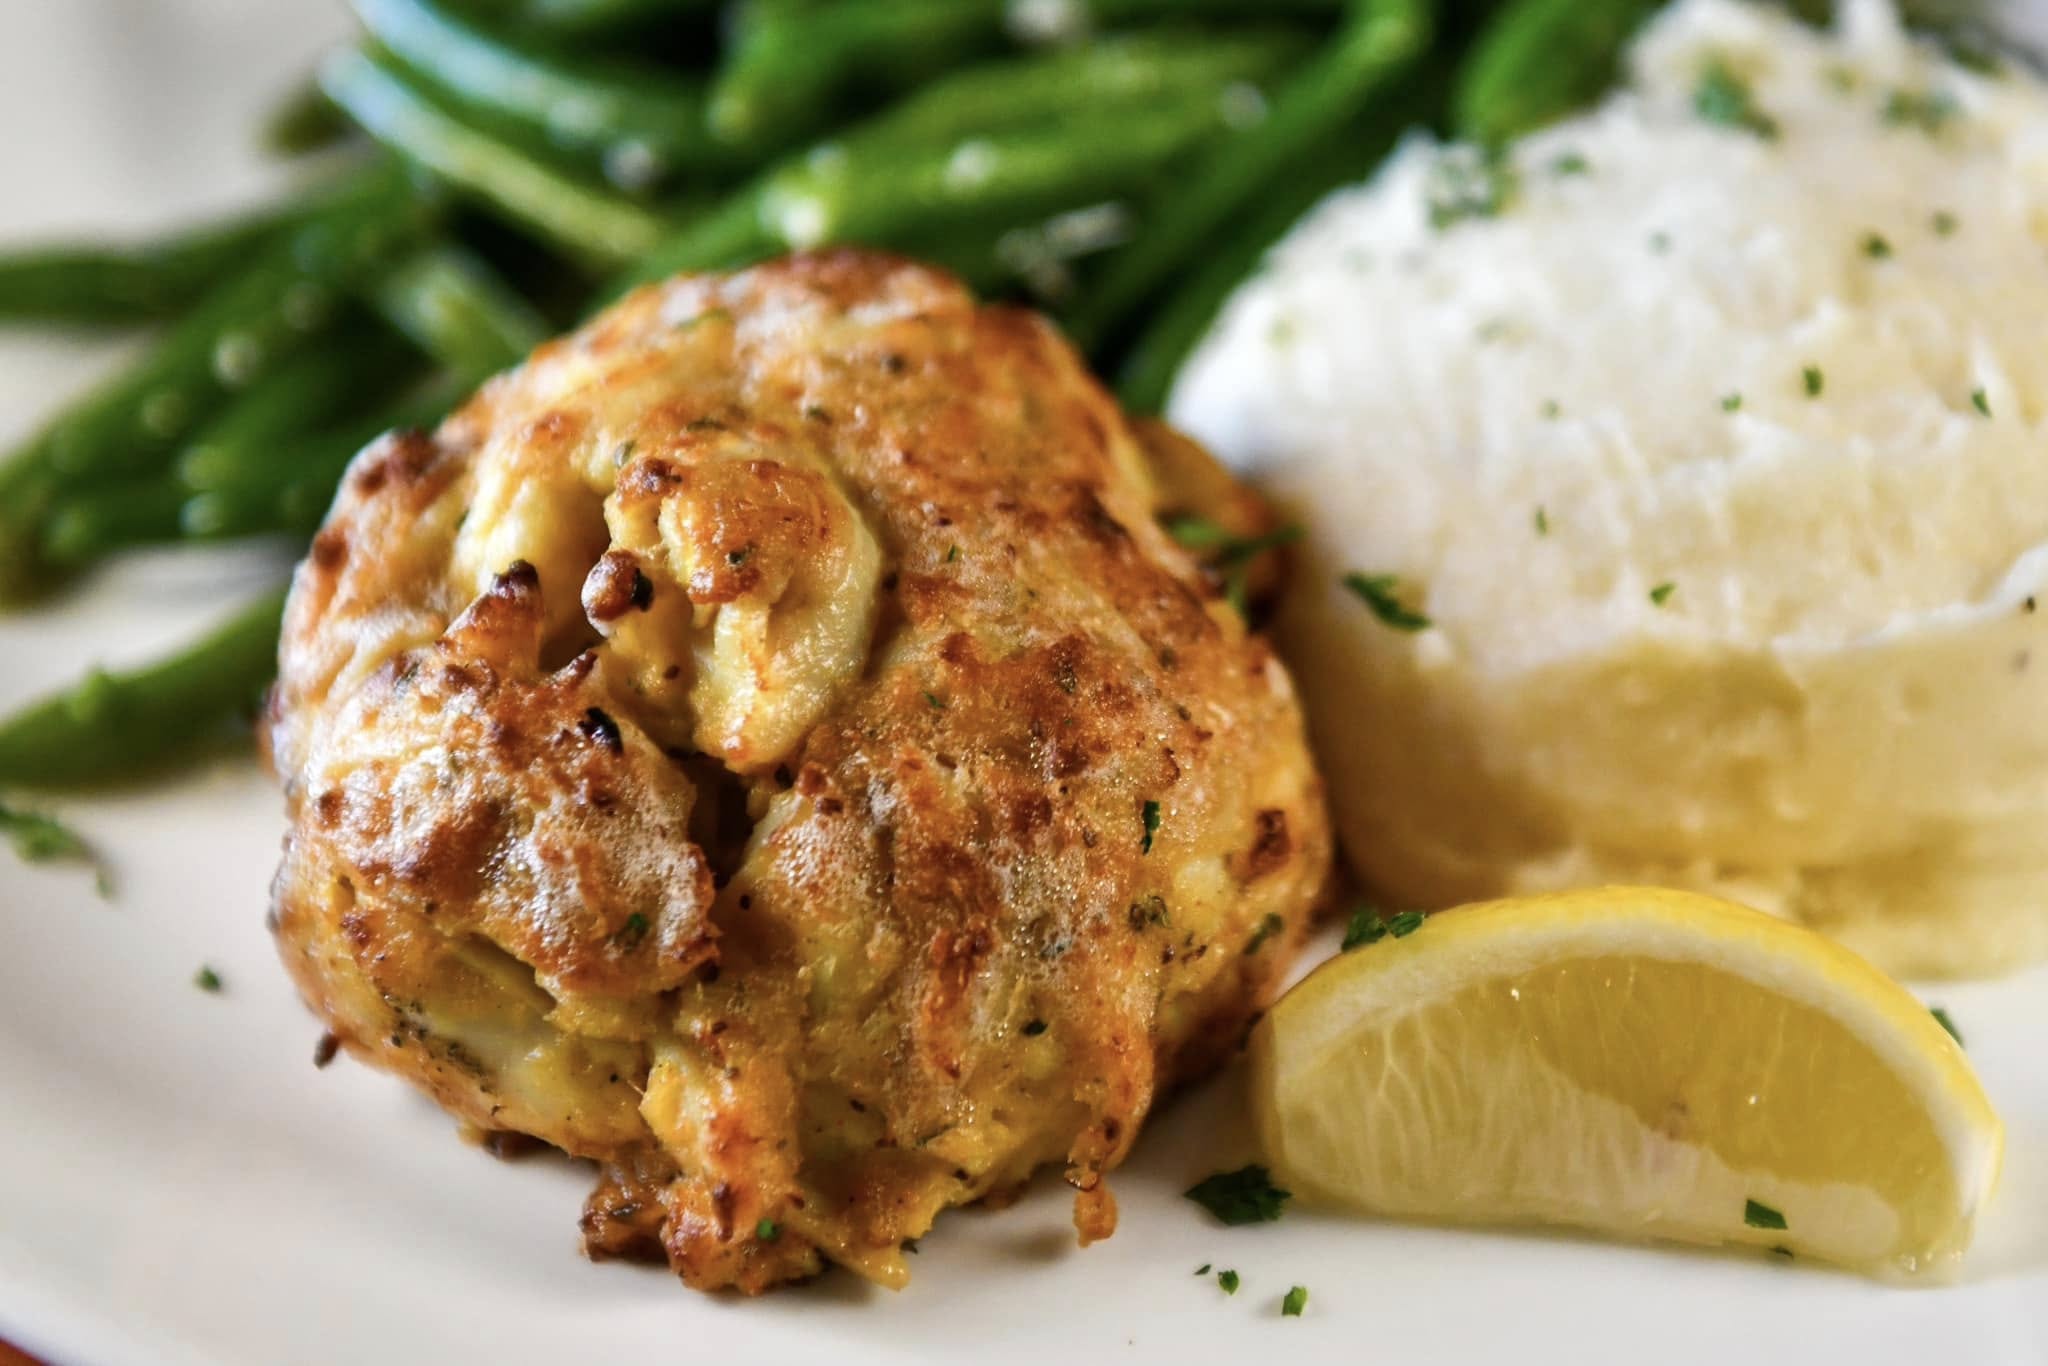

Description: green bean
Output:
[0,587,288,787]
[708,0,1011,152]
[778,105,1229,250]
[182,378,468,542]
[0,201,310,325]
[0,167,426,598]
[353,0,722,190]
[616,193,775,289]
[854,29,1310,147]
[625,108,1211,290]
[365,241,548,376]
[39,482,189,568]
[320,48,671,267]
[1451,0,1663,145]
[1116,68,1443,413]
[175,322,417,492]
[30,162,428,485]
[500,0,718,39]
[1066,0,1431,354]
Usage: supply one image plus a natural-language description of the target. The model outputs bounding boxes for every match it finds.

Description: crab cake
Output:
[267,249,1330,1294]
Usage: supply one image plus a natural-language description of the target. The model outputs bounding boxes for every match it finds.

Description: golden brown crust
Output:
[270,249,1330,1294]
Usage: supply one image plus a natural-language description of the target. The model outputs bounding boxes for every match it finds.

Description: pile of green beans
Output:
[0,0,1711,790]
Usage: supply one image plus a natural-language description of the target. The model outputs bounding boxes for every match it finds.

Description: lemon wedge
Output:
[1247,887,2003,1274]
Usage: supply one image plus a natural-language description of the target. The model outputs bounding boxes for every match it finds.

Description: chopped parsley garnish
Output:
[756,1218,780,1242]
[1140,800,1161,855]
[0,800,90,864]
[1744,1198,1788,1231]
[923,690,946,710]
[1882,88,1957,135]
[727,546,751,566]
[1721,393,1743,413]
[1281,1285,1309,1317]
[1168,518,1303,616]
[1971,388,1991,418]
[615,912,651,947]
[1650,582,1676,607]
[1218,1268,1241,1294]
[194,965,223,993]
[1540,399,1561,419]
[1771,1245,1795,1260]
[1343,906,1388,950]
[1244,912,1284,955]
[1694,59,1778,139]
[1343,572,1431,632]
[1425,144,1517,230]
[1167,517,1303,562]
[1862,232,1892,260]
[1185,1164,1291,1225]
[1803,365,1824,398]
[945,543,960,563]
[1344,907,1423,949]
[1534,506,1549,536]
[1550,151,1590,177]
[1932,210,1958,237]
[0,800,102,892]
[1931,1006,1963,1045]
[1195,1263,1212,1276]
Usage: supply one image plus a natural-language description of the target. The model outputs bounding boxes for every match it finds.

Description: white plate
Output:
[1,3,2045,1363]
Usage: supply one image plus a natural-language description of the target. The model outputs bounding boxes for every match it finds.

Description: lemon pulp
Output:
[1249,887,2003,1273]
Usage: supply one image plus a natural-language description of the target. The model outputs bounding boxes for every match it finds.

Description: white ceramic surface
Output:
[1,3,2044,1363]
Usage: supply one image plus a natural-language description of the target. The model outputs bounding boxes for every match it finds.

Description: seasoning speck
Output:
[1650,582,1676,607]
[1803,366,1824,397]
[194,965,223,993]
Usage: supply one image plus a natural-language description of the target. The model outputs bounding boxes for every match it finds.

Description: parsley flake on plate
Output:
[1218,1268,1241,1294]
[1281,1285,1309,1317]
[1140,799,1161,855]
[1343,572,1431,632]
[1185,1164,1291,1226]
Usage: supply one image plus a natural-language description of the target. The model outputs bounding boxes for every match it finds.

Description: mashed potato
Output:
[1169,0,2048,977]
